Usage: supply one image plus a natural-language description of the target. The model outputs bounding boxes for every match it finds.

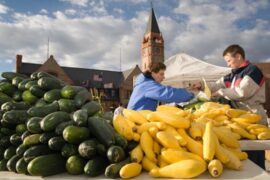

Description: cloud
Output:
[0,10,143,71]
[40,9,48,14]
[65,9,77,16]
[169,0,270,65]
[0,3,9,14]
[113,8,124,14]
[0,0,269,74]
[5,59,13,64]
[59,0,89,7]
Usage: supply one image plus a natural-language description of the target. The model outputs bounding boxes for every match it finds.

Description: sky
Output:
[0,0,270,74]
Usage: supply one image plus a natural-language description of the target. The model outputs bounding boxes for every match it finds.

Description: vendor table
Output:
[0,160,269,180]
[240,140,270,151]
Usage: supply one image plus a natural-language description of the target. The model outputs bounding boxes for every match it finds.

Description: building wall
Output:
[256,63,270,117]
[120,68,141,107]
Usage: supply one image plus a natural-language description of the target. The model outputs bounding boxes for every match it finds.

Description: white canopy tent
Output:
[163,53,231,88]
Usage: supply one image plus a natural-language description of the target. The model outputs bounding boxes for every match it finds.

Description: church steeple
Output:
[141,6,164,72]
[145,8,160,34]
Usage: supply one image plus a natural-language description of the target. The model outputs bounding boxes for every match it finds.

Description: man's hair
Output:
[223,44,245,59]
[150,62,166,73]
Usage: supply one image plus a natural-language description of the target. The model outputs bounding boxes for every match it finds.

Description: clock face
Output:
[154,47,160,54]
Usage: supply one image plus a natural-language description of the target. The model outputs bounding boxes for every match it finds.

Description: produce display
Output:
[113,102,270,178]
[0,71,270,179]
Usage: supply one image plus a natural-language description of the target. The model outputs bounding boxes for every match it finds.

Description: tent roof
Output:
[163,53,231,83]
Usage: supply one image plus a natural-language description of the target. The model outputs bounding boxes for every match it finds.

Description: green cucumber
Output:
[23,144,53,163]
[26,117,43,133]
[82,101,101,116]
[27,101,59,117]
[78,140,97,159]
[61,144,78,158]
[73,109,88,126]
[104,158,131,178]
[40,111,70,132]
[66,155,86,175]
[27,154,66,176]
[63,125,90,144]
[43,89,61,103]
[48,136,65,151]
[88,117,115,147]
[84,156,108,177]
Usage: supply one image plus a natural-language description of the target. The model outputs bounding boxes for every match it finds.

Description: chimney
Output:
[16,54,23,73]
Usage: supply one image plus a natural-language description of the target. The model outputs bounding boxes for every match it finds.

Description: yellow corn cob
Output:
[149,159,206,178]
[120,163,142,179]
[257,131,270,140]
[226,109,247,118]
[140,131,157,162]
[203,121,215,161]
[148,111,190,129]
[142,156,159,172]
[130,145,144,163]
[228,123,256,140]
[161,149,204,164]
[178,129,203,157]
[123,109,147,125]
[208,159,223,178]
[156,131,182,150]
[113,114,134,140]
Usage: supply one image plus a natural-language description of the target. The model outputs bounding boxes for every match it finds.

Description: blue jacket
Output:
[127,73,194,111]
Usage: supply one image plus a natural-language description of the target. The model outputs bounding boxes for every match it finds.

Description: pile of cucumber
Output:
[0,72,136,177]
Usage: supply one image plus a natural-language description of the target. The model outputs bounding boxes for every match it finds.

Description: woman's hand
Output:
[212,91,222,97]
[190,81,202,91]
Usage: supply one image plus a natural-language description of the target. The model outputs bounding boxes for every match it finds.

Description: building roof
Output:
[19,62,141,88]
[122,65,141,80]
[145,8,160,34]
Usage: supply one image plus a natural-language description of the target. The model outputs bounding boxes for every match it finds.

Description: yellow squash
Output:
[140,131,157,162]
[203,121,215,161]
[130,145,144,163]
[149,159,206,178]
[123,109,147,125]
[208,159,223,178]
[161,149,204,164]
[120,163,142,179]
[113,114,133,140]
[142,156,158,172]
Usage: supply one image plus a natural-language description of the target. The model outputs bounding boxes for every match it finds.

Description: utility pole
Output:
[47,37,50,59]
[120,47,122,72]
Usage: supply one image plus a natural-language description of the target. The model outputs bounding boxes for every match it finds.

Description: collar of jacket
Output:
[232,60,250,74]
[143,71,154,80]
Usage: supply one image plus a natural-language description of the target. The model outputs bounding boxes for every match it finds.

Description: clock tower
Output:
[141,7,164,72]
